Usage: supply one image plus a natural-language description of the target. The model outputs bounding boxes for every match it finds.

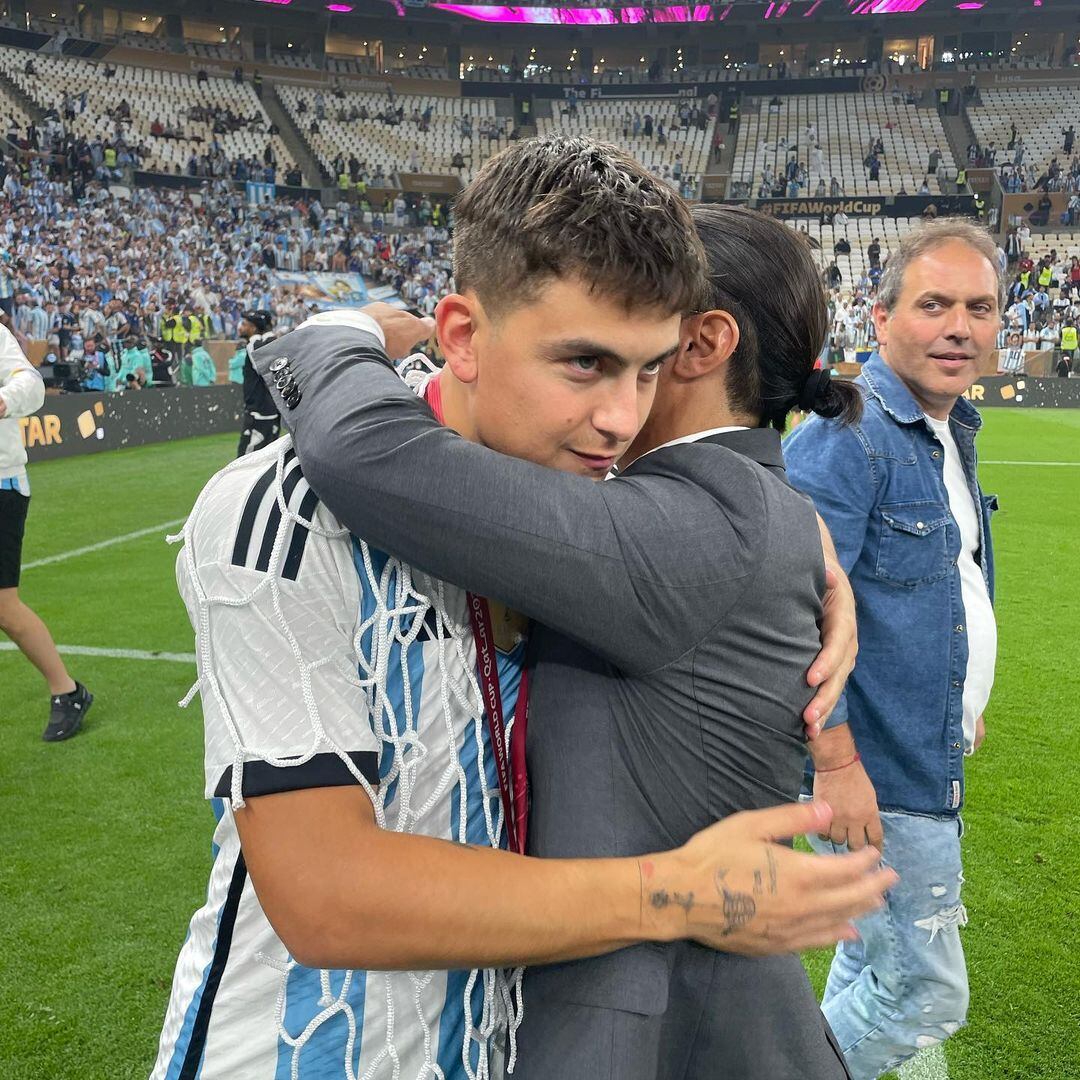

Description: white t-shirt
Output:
[925,415,998,753]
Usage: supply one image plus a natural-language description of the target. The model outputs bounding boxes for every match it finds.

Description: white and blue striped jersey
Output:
[153,436,524,1080]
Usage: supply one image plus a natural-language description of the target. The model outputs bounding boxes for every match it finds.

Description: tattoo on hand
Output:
[715,870,757,936]
[649,889,696,914]
[767,848,778,896]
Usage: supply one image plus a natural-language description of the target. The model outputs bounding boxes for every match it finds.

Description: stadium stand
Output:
[0,46,301,183]
[733,92,957,197]
[536,97,714,195]
[465,62,875,84]
[0,169,452,384]
[968,83,1080,185]
[115,31,173,54]
[277,83,507,185]
[784,215,928,283]
[186,42,244,62]
[0,82,37,151]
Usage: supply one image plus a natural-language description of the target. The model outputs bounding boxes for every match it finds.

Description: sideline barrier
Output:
[960,375,1080,409]
[22,385,243,464]
[828,371,1080,409]
[18,374,1080,468]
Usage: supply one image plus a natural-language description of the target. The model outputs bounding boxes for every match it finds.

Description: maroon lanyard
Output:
[424,375,530,853]
[467,594,530,855]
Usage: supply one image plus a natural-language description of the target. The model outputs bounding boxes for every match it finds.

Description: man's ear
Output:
[435,293,479,384]
[672,309,740,381]
[871,301,889,350]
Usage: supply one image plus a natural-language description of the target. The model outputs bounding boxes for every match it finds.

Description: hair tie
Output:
[799,368,831,412]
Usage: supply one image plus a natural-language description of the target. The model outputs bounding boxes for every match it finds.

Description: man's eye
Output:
[568,356,600,372]
[923,302,941,312]
[641,359,665,377]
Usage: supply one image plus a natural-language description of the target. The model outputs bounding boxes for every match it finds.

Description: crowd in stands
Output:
[735,90,956,199]
[278,82,513,187]
[0,46,302,186]
[795,218,1080,377]
[7,32,1080,392]
[962,123,1080,196]
[996,243,1080,374]
[0,153,451,392]
[278,82,708,194]
[536,96,714,199]
[968,83,1080,195]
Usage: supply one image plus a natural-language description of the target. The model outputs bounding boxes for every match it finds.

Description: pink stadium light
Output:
[327,2,353,9]
[954,1,983,7]
[849,0,928,11]
[803,0,823,14]
[433,3,712,22]
[253,0,293,5]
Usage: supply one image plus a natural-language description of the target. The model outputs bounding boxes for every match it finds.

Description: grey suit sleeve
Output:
[257,323,758,674]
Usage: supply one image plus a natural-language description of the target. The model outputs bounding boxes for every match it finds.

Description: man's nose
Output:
[592,380,642,445]
[943,305,972,340]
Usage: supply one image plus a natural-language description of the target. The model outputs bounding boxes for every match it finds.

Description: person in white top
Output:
[997,331,1026,374]
[0,323,93,740]
[920,409,997,761]
[1037,318,1059,351]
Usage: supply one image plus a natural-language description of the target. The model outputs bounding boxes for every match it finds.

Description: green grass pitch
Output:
[1,412,1078,1079]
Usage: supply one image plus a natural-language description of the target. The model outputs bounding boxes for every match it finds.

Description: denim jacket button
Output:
[932,450,942,459]
[953,742,962,749]
[955,624,964,632]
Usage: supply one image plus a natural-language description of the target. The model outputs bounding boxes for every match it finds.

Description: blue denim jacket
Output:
[784,354,997,816]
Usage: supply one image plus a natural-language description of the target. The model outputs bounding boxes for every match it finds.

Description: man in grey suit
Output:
[252,149,888,1077]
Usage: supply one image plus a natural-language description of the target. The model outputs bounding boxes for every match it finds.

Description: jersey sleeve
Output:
[0,324,45,419]
[176,444,380,802]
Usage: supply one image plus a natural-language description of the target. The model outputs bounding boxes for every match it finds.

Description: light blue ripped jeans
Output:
[808,810,969,1080]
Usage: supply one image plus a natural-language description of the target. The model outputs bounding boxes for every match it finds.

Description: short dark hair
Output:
[690,205,861,431]
[452,135,706,318]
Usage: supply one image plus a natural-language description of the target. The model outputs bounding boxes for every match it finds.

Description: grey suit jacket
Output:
[254,323,850,1080]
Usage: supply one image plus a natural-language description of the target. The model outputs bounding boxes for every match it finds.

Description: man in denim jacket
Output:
[785,219,1001,1080]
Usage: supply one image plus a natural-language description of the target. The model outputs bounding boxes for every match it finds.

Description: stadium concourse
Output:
[2,2,1080,1079]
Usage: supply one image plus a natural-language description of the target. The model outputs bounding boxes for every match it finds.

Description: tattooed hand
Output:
[638,800,897,955]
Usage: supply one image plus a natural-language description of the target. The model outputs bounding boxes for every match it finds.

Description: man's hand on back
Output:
[805,560,858,738]
[360,302,436,360]
[0,395,7,420]
[640,800,895,956]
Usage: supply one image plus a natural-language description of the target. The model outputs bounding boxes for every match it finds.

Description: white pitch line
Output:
[981,460,1080,466]
[0,642,195,663]
[22,518,187,570]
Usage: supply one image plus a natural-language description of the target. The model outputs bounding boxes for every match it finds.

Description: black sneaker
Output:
[43,682,93,742]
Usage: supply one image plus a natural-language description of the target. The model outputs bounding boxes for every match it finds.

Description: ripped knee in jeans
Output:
[913,902,968,946]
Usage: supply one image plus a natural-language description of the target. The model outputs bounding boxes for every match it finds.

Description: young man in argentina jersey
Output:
[153,138,891,1080]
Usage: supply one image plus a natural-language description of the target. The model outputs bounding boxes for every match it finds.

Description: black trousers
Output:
[236,412,281,457]
[0,488,30,589]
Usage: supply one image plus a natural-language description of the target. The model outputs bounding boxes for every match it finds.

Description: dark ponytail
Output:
[797,366,864,428]
[689,205,862,431]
